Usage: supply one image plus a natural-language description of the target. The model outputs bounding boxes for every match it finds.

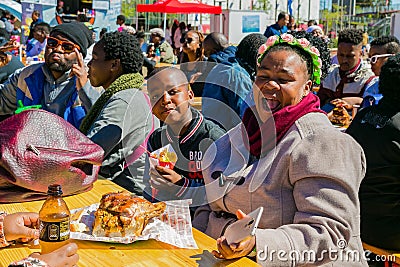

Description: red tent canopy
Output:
[137,0,222,14]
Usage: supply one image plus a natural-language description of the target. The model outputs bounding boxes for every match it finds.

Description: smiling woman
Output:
[194,34,368,266]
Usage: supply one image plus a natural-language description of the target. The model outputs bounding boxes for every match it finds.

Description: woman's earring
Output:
[299,92,307,103]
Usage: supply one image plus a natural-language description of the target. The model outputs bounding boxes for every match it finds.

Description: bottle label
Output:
[39,219,70,242]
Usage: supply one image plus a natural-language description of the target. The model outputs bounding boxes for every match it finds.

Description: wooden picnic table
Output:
[0,179,259,267]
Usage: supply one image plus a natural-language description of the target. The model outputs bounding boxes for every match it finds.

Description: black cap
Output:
[51,22,93,57]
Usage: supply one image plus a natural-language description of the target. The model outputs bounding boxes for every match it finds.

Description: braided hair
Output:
[100,31,143,74]
[236,33,267,81]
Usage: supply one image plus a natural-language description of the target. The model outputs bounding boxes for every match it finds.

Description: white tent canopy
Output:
[0,0,22,20]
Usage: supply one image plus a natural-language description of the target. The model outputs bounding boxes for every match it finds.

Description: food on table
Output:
[70,222,88,232]
[92,191,166,237]
[70,208,89,233]
[150,148,177,169]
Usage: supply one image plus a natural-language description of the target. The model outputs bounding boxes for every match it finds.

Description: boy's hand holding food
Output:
[150,165,182,189]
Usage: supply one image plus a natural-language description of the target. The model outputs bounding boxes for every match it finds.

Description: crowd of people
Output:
[0,9,399,267]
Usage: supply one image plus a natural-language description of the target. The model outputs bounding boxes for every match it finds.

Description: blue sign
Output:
[242,15,260,33]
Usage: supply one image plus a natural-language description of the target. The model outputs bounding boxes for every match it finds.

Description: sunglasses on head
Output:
[367,53,395,64]
[46,37,80,53]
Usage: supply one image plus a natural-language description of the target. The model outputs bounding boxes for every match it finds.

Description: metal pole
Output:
[308,0,311,20]
[297,0,301,23]
[349,0,353,27]
[220,12,223,33]
[135,10,138,32]
[163,13,166,33]
[339,0,342,30]
[287,0,289,14]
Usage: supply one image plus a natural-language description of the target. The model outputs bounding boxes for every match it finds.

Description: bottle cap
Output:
[47,184,63,196]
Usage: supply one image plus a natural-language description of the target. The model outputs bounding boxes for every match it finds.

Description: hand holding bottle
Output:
[39,184,71,254]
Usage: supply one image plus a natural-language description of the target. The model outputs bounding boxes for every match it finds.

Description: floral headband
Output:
[257,33,322,84]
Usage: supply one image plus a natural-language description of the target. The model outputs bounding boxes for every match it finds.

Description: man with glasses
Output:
[368,36,400,76]
[0,22,99,128]
[359,36,400,106]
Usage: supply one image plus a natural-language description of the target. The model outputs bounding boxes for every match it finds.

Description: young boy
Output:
[143,67,225,216]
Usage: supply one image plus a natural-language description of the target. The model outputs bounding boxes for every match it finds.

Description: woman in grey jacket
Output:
[80,31,157,195]
[193,34,368,266]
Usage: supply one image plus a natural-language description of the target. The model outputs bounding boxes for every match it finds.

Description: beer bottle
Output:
[39,184,70,254]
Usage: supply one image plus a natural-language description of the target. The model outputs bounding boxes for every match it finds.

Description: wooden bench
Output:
[362,242,400,266]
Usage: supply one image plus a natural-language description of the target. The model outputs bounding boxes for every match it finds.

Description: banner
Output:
[21,2,42,44]
[93,0,110,10]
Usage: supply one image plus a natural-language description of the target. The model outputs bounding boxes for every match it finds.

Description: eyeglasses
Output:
[46,37,80,53]
[181,38,196,44]
[367,54,395,64]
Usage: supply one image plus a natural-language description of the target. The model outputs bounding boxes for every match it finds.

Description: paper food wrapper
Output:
[149,144,177,170]
[70,199,197,249]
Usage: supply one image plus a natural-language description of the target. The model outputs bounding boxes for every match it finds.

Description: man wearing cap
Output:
[150,27,174,64]
[0,22,100,128]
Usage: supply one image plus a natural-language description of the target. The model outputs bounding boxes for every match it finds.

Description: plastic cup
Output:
[159,161,175,169]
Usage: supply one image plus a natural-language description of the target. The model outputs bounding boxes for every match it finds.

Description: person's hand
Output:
[0,40,19,52]
[0,51,9,67]
[149,165,182,190]
[189,72,203,84]
[330,98,352,110]
[212,210,256,260]
[70,48,88,90]
[3,212,39,242]
[327,110,334,121]
[30,243,79,267]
